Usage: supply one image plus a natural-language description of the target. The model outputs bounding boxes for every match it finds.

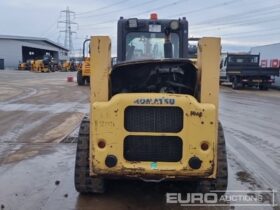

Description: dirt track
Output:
[0,70,279,210]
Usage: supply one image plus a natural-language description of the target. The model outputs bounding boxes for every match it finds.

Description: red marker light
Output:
[201,142,209,151]
[98,140,106,149]
[150,13,158,20]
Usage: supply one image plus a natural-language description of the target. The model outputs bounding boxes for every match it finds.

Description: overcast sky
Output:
[1,0,279,56]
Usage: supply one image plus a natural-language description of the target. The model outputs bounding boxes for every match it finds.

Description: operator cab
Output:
[117,13,189,62]
[111,14,197,97]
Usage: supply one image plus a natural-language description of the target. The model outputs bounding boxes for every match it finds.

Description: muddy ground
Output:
[0,70,279,210]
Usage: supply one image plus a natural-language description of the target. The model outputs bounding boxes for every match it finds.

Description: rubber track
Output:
[74,116,105,193]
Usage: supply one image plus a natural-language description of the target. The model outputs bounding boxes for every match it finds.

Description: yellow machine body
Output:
[77,57,91,85]
[91,93,217,178]
[18,62,27,70]
[62,61,71,71]
[62,60,75,71]
[81,57,91,76]
[88,36,221,180]
[77,63,82,72]
[31,60,49,73]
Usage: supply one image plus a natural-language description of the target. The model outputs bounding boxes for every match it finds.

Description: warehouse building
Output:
[0,35,69,69]
[250,43,280,87]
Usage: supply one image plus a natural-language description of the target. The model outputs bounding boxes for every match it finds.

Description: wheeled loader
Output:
[77,39,91,85]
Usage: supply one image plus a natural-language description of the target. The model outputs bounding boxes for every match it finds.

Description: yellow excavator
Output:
[74,14,228,196]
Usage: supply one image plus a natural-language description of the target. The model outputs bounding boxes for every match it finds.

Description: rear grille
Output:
[124,135,182,162]
[124,106,183,132]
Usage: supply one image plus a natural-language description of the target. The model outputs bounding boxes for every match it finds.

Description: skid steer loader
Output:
[74,14,228,196]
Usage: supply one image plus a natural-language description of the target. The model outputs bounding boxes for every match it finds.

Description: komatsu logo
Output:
[133,98,175,105]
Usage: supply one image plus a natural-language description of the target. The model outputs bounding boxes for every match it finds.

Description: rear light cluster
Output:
[187,142,209,170]
[97,140,118,168]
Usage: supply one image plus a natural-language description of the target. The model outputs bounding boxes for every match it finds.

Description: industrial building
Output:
[0,35,69,69]
[250,43,280,87]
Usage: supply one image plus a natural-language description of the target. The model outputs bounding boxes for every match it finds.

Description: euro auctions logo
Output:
[166,190,277,207]
[167,192,219,205]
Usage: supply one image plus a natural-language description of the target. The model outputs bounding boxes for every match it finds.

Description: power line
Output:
[217,27,280,38]
[79,25,115,30]
[190,18,280,41]
[222,31,280,40]
[193,3,280,26]
[77,0,240,30]
[196,26,280,39]
[77,0,155,19]
[191,13,280,33]
[79,0,183,28]
[133,0,183,17]
[165,0,239,18]
[76,0,129,16]
[73,0,280,50]
[184,2,280,38]
[191,4,280,31]
[40,21,57,37]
